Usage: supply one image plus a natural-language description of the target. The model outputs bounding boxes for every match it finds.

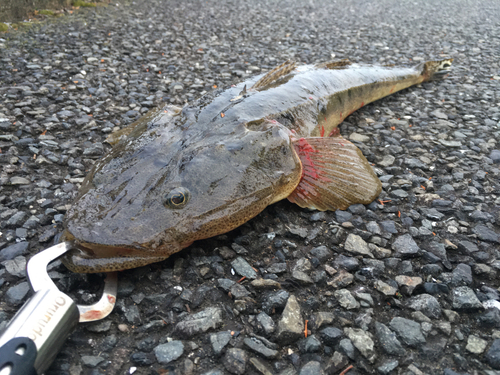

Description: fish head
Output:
[62,116,302,272]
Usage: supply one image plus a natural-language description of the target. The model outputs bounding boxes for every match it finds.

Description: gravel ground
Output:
[1,0,500,374]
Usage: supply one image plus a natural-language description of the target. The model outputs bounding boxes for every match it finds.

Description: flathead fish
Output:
[62,58,452,272]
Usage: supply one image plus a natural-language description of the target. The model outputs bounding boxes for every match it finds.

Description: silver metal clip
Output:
[0,241,117,375]
[26,241,118,323]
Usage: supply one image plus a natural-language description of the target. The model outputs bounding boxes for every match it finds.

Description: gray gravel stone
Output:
[344,233,373,257]
[277,295,304,344]
[231,257,258,279]
[311,312,335,329]
[230,283,251,298]
[465,334,488,354]
[262,290,289,314]
[124,304,141,324]
[473,225,499,243]
[81,355,104,368]
[486,338,500,370]
[377,360,399,375]
[175,307,223,337]
[243,337,278,358]
[374,321,406,356]
[451,263,473,286]
[223,348,248,375]
[248,358,273,375]
[335,210,352,223]
[0,242,29,261]
[299,361,325,375]
[309,245,333,262]
[9,177,30,185]
[333,254,359,271]
[86,320,112,333]
[154,340,184,364]
[395,275,422,295]
[344,327,376,362]
[5,281,30,305]
[210,331,232,355]
[319,327,343,346]
[339,338,356,359]
[334,289,359,309]
[392,234,420,258]
[325,352,349,374]
[256,312,276,335]
[201,371,224,375]
[298,334,322,353]
[374,280,397,296]
[407,294,442,319]
[452,286,484,311]
[490,150,500,163]
[6,211,26,227]
[292,269,313,285]
[389,317,426,347]
[3,256,26,278]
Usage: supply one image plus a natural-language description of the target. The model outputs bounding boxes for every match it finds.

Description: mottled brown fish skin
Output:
[62,58,452,273]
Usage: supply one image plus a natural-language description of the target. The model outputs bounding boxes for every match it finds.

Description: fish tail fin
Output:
[419,58,453,81]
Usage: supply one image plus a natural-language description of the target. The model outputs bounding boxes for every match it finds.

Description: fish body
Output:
[62,58,452,272]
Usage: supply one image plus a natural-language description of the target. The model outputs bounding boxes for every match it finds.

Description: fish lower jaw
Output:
[61,251,169,273]
[59,238,195,273]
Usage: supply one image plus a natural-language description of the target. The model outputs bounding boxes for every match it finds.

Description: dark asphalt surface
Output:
[0,0,500,374]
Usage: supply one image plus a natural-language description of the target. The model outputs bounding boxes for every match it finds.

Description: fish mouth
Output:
[60,230,192,273]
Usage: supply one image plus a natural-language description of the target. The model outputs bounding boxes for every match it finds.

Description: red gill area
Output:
[328,127,341,137]
[293,138,333,183]
[289,137,334,203]
[294,138,319,179]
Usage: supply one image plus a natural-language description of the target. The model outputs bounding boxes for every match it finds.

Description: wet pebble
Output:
[392,234,420,258]
[483,337,500,370]
[465,334,488,354]
[154,340,184,364]
[0,242,29,261]
[452,286,484,311]
[389,317,426,347]
[5,281,30,305]
[406,294,442,319]
[344,233,372,257]
[175,307,223,337]
[223,348,248,375]
[374,321,406,356]
[276,295,304,344]
[244,337,278,358]
[231,257,257,279]
[299,361,325,375]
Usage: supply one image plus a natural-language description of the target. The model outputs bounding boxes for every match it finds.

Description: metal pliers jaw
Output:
[0,241,118,375]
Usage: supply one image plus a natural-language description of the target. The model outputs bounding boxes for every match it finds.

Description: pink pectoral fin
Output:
[288,137,382,211]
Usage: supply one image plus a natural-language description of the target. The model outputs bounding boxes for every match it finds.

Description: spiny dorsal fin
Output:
[105,105,182,145]
[251,60,297,91]
[316,59,352,70]
[288,136,382,211]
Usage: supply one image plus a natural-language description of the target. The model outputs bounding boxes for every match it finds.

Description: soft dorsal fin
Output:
[316,59,352,70]
[251,60,297,91]
[288,136,382,211]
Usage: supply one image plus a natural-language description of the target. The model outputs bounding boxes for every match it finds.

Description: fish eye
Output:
[164,187,190,209]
